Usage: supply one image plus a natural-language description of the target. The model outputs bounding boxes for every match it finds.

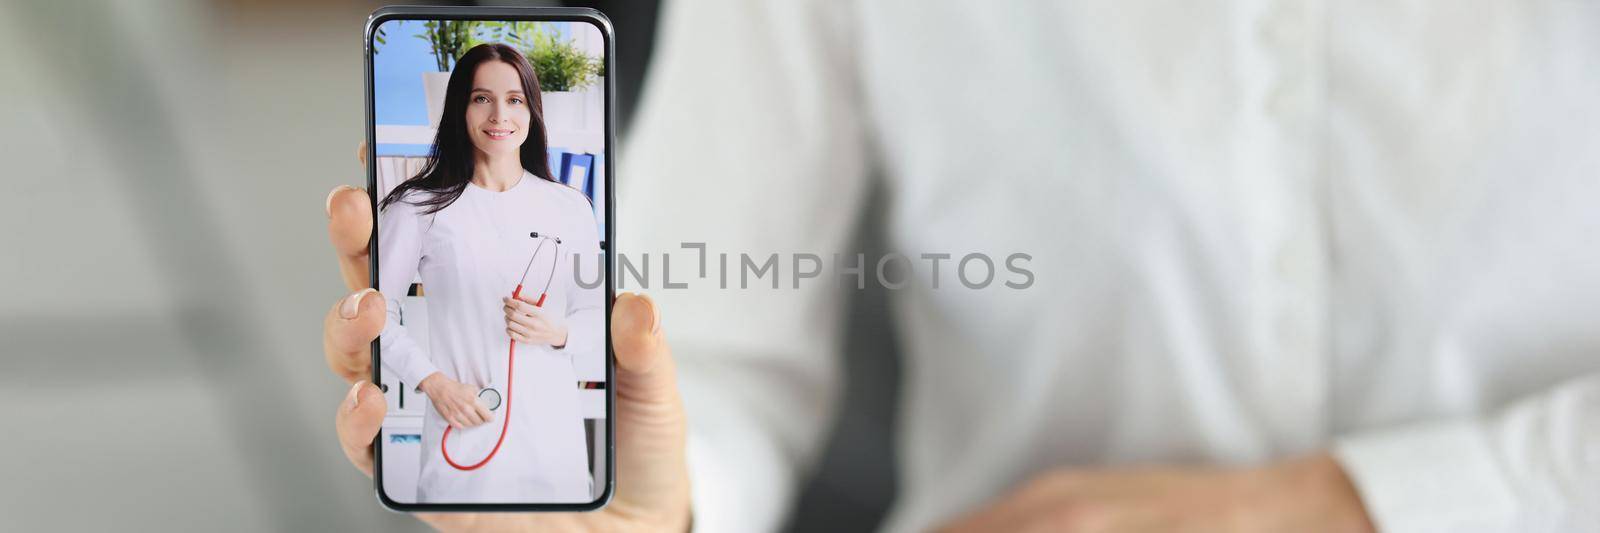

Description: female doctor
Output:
[377,43,603,503]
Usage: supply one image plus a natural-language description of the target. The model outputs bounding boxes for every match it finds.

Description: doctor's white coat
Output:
[379,173,603,503]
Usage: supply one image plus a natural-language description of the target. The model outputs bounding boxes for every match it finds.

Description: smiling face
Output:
[464,60,532,159]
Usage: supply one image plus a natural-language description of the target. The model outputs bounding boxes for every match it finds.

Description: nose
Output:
[487,99,507,123]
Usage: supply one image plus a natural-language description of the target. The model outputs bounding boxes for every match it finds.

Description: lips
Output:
[483,128,516,139]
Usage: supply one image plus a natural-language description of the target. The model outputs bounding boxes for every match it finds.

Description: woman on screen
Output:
[377,43,602,503]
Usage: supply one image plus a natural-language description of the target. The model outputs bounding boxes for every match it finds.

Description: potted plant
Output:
[476,22,603,91]
[417,20,480,127]
[483,22,603,130]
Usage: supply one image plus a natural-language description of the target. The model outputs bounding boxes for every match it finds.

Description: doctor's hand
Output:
[503,294,568,348]
[325,181,692,532]
[933,453,1375,533]
[418,372,492,429]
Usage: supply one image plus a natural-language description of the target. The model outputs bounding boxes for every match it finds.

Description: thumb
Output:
[335,380,387,477]
[609,292,691,524]
[613,292,664,374]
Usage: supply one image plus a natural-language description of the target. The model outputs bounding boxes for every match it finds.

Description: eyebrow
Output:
[471,87,526,95]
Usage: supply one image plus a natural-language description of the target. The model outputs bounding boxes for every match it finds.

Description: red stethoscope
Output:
[440,231,561,471]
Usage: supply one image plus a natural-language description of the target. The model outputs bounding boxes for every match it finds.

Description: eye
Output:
[472,95,489,104]
[509,97,524,105]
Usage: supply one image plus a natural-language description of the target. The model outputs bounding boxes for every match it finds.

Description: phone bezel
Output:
[363,5,617,513]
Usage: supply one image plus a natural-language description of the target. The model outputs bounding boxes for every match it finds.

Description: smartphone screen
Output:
[364,7,613,511]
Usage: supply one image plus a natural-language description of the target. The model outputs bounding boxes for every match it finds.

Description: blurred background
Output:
[0,0,898,530]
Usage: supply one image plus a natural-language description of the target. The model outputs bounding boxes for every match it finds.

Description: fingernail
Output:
[345,380,365,412]
[341,288,377,319]
[637,293,662,335]
[325,185,356,218]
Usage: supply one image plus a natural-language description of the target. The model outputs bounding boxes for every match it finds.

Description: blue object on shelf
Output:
[565,153,594,199]
[547,148,566,182]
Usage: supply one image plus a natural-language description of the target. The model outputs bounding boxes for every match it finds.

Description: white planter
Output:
[541,87,606,153]
[421,71,451,128]
[540,91,584,132]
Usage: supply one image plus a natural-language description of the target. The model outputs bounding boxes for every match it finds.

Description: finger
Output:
[504,296,536,316]
[461,398,486,426]
[611,292,691,513]
[939,472,1088,533]
[455,384,486,423]
[504,312,533,332]
[327,185,374,291]
[447,407,466,429]
[508,305,539,323]
[335,380,387,477]
[503,305,532,327]
[932,499,1028,533]
[506,319,536,339]
[446,407,468,429]
[472,400,493,424]
[323,289,385,383]
[613,292,667,375]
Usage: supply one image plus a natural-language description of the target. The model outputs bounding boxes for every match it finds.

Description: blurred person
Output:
[325,1,1600,532]
[376,43,603,503]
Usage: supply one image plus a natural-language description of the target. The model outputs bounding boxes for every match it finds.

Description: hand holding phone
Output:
[365,5,619,511]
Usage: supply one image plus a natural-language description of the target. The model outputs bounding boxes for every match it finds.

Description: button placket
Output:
[1248,0,1332,452]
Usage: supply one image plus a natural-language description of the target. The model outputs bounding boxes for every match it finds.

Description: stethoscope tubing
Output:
[440,232,560,471]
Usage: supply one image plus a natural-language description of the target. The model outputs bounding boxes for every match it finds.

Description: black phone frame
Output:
[363,4,617,513]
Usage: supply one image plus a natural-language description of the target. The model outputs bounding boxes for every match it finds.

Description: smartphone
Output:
[364,5,614,512]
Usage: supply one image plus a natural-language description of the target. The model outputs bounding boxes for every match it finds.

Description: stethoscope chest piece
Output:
[478,387,502,411]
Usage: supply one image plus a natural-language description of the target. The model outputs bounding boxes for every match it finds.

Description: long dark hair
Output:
[381,43,555,214]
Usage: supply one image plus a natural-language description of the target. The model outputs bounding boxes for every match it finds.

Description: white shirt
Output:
[621,1,1600,531]
[379,172,603,502]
